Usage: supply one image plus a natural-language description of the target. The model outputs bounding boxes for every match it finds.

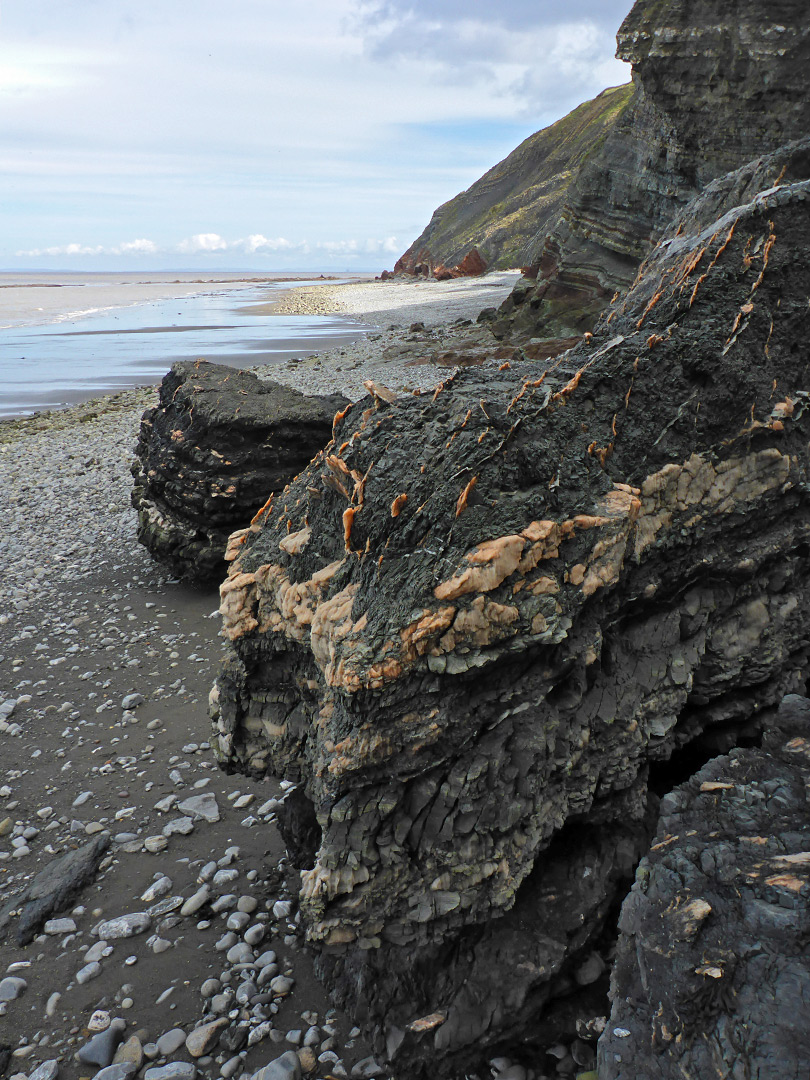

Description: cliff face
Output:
[494,0,810,340]
[210,137,810,1076]
[393,84,633,278]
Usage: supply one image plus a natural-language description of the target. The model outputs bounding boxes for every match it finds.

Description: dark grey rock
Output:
[78,1019,127,1068]
[249,1051,301,1080]
[144,1065,197,1080]
[131,361,348,582]
[212,138,810,1078]
[0,834,110,945]
[600,694,810,1079]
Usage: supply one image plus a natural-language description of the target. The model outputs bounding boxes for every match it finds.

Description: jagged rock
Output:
[0,835,111,946]
[600,696,810,1079]
[211,144,810,1077]
[493,0,810,340]
[131,361,348,583]
[393,85,633,276]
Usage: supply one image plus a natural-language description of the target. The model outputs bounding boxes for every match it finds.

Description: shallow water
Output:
[0,275,370,418]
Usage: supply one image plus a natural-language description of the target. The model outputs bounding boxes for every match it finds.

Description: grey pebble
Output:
[244,924,265,946]
[0,976,27,1001]
[144,1065,197,1080]
[96,912,151,939]
[156,1029,187,1056]
[28,1061,60,1080]
[249,1051,301,1080]
[76,961,103,984]
[163,816,194,837]
[177,793,220,822]
[95,1064,138,1080]
[201,978,220,998]
[78,1018,127,1067]
[141,876,173,902]
[180,885,210,916]
[226,942,254,965]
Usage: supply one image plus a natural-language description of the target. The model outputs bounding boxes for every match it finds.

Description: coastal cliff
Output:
[210,132,810,1076]
[393,84,633,278]
[494,0,810,339]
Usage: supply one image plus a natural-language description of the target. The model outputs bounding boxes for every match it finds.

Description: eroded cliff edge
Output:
[494,0,810,340]
[210,136,810,1075]
[393,84,633,278]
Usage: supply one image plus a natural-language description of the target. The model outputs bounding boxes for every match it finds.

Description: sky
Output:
[1,0,633,272]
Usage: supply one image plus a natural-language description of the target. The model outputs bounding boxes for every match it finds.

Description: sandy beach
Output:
[0,273,528,1080]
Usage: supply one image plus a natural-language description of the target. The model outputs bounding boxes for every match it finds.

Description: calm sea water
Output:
[0,275,370,418]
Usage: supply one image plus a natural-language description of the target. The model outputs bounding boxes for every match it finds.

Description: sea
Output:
[0,271,372,419]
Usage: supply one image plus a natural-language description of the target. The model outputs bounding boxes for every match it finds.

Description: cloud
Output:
[116,238,158,255]
[176,232,229,253]
[15,233,402,260]
[352,0,631,114]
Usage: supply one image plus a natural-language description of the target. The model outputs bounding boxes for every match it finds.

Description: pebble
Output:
[89,1009,112,1031]
[28,1062,59,1080]
[78,1018,127,1066]
[86,939,110,962]
[244,924,265,946]
[113,1035,144,1071]
[0,976,27,1001]
[251,1051,302,1080]
[185,1018,228,1057]
[237,895,258,914]
[95,1064,138,1080]
[142,876,173,902]
[43,917,77,934]
[180,885,210,916]
[96,912,151,938]
[144,1064,197,1080]
[156,1029,187,1056]
[76,961,103,984]
[177,793,220,822]
[163,816,195,836]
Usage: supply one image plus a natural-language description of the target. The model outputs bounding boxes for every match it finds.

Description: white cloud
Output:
[115,238,158,255]
[14,233,401,261]
[176,233,229,253]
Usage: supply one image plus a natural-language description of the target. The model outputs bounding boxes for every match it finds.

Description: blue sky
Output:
[2,0,632,271]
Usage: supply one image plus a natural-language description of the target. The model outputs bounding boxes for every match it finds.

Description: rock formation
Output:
[491,0,810,340]
[600,695,810,1079]
[211,134,810,1077]
[393,85,633,279]
[131,361,347,584]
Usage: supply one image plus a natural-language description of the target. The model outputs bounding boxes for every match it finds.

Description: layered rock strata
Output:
[393,85,633,279]
[600,695,810,1079]
[131,361,347,583]
[211,146,810,1076]
[493,0,810,340]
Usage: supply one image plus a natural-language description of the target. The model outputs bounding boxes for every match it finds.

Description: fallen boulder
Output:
[131,361,347,583]
[0,834,111,946]
[600,695,810,1079]
[211,142,810,1076]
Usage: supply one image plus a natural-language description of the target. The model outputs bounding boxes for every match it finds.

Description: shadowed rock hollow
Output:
[600,695,810,1080]
[131,360,347,583]
[210,137,810,1075]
